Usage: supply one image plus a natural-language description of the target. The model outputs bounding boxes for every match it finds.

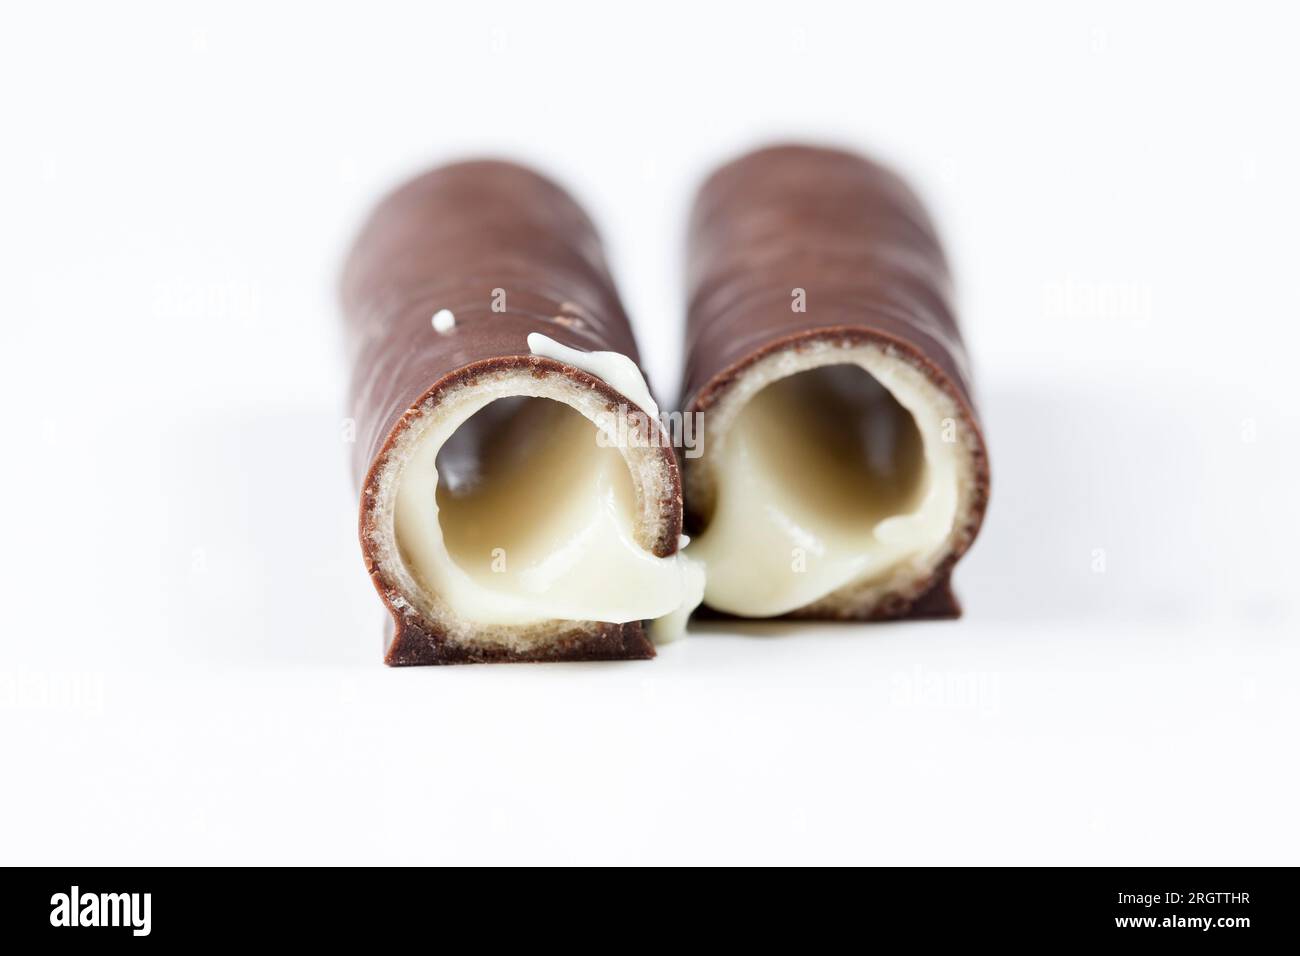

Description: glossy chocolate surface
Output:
[681,144,989,619]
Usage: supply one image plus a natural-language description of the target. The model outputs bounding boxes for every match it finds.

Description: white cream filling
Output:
[687,345,962,618]
[390,343,700,643]
[648,549,705,645]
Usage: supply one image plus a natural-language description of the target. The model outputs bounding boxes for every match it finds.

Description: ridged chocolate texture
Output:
[682,144,990,620]
[341,160,681,664]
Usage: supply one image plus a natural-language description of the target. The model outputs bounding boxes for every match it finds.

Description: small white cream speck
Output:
[431,309,456,333]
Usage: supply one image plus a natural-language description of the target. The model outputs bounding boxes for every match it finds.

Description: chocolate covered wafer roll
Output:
[342,160,701,665]
[681,145,990,620]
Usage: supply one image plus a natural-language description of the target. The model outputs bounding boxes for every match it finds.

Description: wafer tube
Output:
[342,160,702,665]
[680,145,990,620]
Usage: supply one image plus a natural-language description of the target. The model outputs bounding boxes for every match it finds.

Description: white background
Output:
[2,1,1297,864]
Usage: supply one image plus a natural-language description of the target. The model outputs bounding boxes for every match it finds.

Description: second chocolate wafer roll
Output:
[680,144,990,620]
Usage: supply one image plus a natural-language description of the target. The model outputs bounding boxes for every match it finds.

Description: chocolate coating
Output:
[343,161,647,483]
[341,160,680,664]
[681,144,990,619]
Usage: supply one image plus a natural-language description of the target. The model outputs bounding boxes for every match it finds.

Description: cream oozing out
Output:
[388,338,700,644]
[525,333,660,419]
[687,342,966,618]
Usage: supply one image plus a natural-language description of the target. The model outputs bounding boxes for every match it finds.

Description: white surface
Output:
[1,0,1297,865]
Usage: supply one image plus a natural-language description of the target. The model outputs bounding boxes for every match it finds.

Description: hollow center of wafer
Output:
[688,343,966,617]
[434,396,639,588]
[388,379,696,634]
